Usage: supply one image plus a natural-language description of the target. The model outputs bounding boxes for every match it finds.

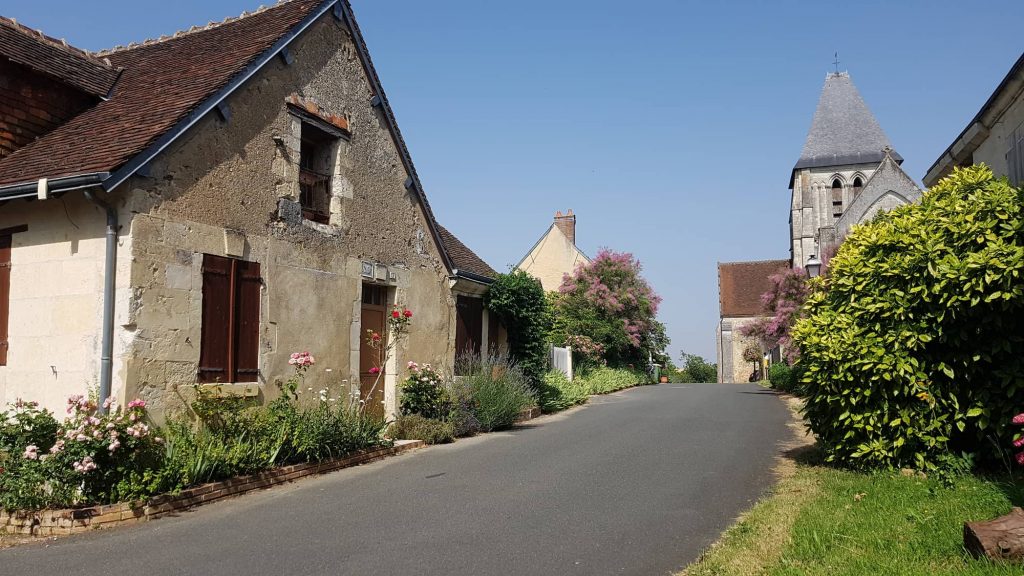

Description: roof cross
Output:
[833,52,840,74]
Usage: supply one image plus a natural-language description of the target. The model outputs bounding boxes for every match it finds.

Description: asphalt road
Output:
[1,384,790,576]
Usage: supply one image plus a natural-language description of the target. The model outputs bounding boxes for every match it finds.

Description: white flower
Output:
[22,445,39,460]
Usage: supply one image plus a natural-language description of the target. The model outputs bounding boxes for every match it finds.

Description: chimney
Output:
[554,209,576,245]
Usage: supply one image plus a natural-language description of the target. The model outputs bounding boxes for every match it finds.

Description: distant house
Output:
[924,51,1024,188]
[0,0,471,421]
[516,209,590,292]
[716,260,789,383]
[437,225,506,368]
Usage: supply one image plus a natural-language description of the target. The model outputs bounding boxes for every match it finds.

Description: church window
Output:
[853,177,863,196]
[831,179,843,219]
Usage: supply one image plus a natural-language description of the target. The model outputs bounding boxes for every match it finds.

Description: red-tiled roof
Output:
[0,0,324,187]
[437,225,497,280]
[718,260,790,317]
[0,17,120,97]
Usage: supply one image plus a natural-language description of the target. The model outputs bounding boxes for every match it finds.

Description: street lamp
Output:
[805,254,822,278]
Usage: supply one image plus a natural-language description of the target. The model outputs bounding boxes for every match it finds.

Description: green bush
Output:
[458,355,536,431]
[578,366,643,394]
[768,363,801,394]
[793,165,1024,471]
[484,270,552,387]
[390,414,455,445]
[538,370,589,413]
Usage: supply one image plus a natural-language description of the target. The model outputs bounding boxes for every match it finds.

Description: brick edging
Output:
[0,440,424,537]
[514,406,543,423]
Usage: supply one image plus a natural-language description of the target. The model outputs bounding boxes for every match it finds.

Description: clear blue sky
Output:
[6,1,1021,362]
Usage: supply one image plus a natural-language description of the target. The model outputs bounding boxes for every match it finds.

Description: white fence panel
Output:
[550,345,573,381]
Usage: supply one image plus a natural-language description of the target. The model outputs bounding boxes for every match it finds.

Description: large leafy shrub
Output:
[676,352,718,383]
[793,165,1024,471]
[538,370,589,413]
[550,249,668,368]
[399,363,448,419]
[484,269,551,387]
[767,362,801,394]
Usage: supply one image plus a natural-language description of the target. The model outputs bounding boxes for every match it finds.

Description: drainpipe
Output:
[83,190,117,414]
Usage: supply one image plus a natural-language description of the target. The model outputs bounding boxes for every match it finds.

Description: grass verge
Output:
[682,396,1024,576]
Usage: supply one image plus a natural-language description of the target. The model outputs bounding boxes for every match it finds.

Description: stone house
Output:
[715,260,789,383]
[0,0,494,421]
[924,51,1024,188]
[516,209,590,292]
[717,71,920,375]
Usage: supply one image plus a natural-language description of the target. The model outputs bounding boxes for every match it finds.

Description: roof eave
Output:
[0,172,110,201]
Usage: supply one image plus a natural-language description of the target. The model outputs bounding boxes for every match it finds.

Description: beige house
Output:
[0,0,491,421]
[516,210,590,292]
[716,260,789,383]
[925,51,1024,188]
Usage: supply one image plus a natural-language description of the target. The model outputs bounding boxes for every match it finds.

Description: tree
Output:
[793,165,1024,470]
[739,267,810,364]
[484,270,551,388]
[742,343,762,380]
[677,352,717,383]
[550,249,667,368]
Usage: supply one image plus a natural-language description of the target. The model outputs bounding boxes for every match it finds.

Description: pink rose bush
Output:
[1,394,163,510]
[1013,413,1024,467]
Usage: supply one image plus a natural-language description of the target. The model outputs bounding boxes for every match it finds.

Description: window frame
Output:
[0,224,27,366]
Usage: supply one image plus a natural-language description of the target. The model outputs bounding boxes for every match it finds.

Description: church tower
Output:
[789,72,902,267]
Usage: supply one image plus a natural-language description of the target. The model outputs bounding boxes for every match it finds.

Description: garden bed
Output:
[1,440,423,537]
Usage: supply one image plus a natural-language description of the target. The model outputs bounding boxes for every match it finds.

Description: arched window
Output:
[853,177,863,196]
[831,179,843,219]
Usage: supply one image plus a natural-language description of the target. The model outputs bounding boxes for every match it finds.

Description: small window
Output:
[198,254,261,383]
[299,122,336,225]
[831,179,843,219]
[362,284,387,306]
[853,177,863,196]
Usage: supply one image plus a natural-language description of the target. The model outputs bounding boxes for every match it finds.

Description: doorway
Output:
[359,284,388,419]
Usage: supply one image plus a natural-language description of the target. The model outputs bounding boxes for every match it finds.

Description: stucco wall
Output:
[516,225,589,292]
[0,194,133,413]
[973,94,1024,178]
[114,14,455,419]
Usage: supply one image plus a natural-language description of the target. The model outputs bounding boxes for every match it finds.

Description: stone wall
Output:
[716,316,765,383]
[790,162,878,267]
[972,93,1024,180]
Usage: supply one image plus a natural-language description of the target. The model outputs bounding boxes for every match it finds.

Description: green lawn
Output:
[683,449,1024,576]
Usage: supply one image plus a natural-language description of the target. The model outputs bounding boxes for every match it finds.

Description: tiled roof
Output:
[437,225,497,280]
[718,260,790,317]
[0,16,120,97]
[0,0,324,187]
[793,72,901,180]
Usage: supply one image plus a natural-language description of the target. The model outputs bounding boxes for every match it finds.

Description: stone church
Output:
[717,71,922,383]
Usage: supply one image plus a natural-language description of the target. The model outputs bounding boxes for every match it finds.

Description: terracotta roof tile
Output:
[0,0,323,187]
[0,16,120,97]
[718,259,790,317]
[437,225,497,280]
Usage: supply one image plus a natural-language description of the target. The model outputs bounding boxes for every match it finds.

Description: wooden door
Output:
[359,285,387,419]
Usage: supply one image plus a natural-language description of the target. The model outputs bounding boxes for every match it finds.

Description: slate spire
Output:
[793,72,901,174]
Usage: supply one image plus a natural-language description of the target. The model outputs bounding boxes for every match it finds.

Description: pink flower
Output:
[49,440,64,454]
[127,399,146,410]
[108,439,121,452]
[403,309,413,318]
[1017,451,1024,467]
[368,367,381,375]
[407,361,419,371]
[1015,437,1024,448]
[22,445,38,460]
[102,397,114,409]
[76,434,88,442]
[1013,413,1024,425]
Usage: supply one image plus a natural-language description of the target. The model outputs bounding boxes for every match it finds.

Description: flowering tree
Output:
[551,249,667,368]
[739,267,810,364]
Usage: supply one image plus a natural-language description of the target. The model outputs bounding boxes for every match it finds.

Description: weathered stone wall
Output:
[116,14,455,419]
[0,194,133,413]
[516,225,589,292]
[790,162,878,267]
[716,316,764,383]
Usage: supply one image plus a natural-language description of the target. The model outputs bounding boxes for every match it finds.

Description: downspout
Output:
[83,190,117,414]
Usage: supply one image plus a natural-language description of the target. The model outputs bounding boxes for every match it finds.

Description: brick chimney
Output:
[553,209,576,245]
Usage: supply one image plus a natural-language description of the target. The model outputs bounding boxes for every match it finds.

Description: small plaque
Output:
[361,261,373,277]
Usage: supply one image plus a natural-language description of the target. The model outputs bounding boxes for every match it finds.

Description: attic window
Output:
[299,122,336,225]
[831,179,843,219]
[853,177,863,196]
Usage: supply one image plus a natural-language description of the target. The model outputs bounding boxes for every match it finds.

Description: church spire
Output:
[792,72,901,178]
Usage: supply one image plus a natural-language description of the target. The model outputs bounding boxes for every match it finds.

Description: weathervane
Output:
[833,52,840,74]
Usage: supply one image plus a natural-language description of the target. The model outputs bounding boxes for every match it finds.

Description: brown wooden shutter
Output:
[455,296,483,358]
[0,235,10,366]
[198,254,232,382]
[234,260,261,383]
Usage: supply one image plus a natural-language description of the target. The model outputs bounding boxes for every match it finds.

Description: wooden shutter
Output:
[198,254,232,382]
[455,296,483,357]
[0,235,10,366]
[234,260,261,383]
[487,310,499,355]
